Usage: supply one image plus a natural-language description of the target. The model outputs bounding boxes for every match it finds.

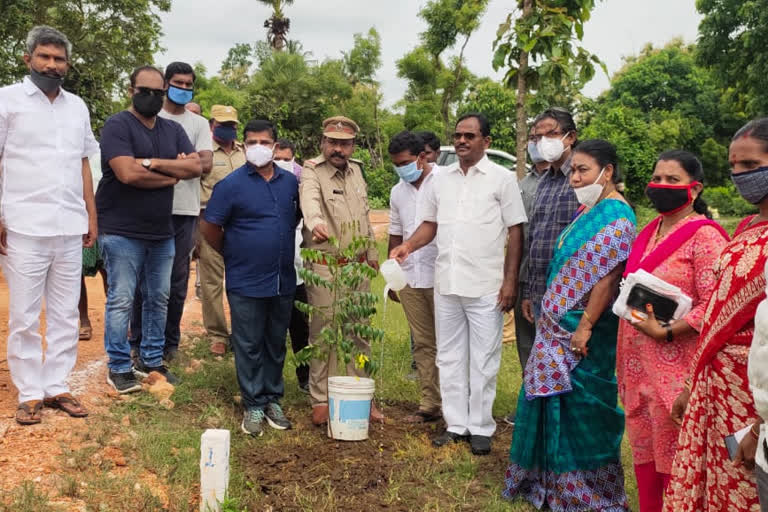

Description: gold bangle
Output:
[683,378,692,393]
[751,423,761,440]
[583,310,594,326]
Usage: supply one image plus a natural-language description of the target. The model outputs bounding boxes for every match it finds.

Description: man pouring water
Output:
[390,113,526,455]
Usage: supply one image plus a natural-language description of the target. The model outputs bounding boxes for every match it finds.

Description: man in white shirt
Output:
[387,131,441,423]
[128,61,213,362]
[391,113,526,455]
[0,26,99,424]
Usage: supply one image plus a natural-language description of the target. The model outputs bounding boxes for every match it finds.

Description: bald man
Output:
[185,102,202,116]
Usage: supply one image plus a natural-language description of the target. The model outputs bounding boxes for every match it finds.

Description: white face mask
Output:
[274,158,294,172]
[573,167,606,208]
[246,144,274,167]
[537,132,569,163]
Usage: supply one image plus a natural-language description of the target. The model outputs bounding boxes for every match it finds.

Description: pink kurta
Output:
[616,215,727,473]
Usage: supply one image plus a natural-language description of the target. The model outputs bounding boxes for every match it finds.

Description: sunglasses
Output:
[135,87,165,97]
[453,132,482,142]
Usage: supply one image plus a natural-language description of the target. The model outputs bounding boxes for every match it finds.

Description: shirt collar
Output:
[448,154,491,175]
[247,162,285,181]
[548,153,573,177]
[23,75,64,102]
[213,139,243,152]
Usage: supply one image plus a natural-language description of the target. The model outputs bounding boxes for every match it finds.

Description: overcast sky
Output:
[156,0,701,107]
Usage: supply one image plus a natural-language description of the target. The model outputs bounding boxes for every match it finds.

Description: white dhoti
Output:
[2,231,82,402]
[434,291,503,437]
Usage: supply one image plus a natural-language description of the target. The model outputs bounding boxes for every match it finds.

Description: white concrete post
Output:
[200,429,231,512]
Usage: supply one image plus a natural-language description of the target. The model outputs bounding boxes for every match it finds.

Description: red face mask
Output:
[645,181,700,215]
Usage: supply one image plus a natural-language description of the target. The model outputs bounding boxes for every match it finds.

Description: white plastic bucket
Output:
[380,259,407,292]
[327,376,376,441]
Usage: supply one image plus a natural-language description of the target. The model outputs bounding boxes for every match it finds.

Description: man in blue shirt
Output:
[200,119,299,437]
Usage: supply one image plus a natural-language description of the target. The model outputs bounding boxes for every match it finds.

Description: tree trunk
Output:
[515,0,533,180]
[441,34,471,142]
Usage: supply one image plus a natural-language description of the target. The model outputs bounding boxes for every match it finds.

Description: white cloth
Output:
[295,220,304,286]
[0,77,98,237]
[420,156,527,297]
[1,231,82,402]
[748,260,768,472]
[388,167,439,289]
[434,291,503,437]
[158,109,213,216]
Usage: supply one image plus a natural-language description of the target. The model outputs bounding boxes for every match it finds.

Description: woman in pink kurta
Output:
[616,150,729,512]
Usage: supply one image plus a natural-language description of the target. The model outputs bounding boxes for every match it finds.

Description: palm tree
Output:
[257,0,294,51]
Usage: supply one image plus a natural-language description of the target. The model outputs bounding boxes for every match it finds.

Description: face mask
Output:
[30,68,64,94]
[132,90,164,118]
[213,125,237,142]
[527,141,545,164]
[395,160,423,183]
[246,144,274,168]
[537,132,569,163]
[167,85,194,105]
[645,182,699,215]
[573,167,606,208]
[731,166,768,204]
[274,159,294,172]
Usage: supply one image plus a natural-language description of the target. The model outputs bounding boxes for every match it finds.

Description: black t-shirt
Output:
[96,110,195,240]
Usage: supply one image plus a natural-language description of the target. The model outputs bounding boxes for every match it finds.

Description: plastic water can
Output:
[380,259,407,292]
[327,376,376,441]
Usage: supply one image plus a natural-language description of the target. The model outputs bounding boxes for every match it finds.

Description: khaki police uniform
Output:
[199,105,246,346]
[300,117,378,406]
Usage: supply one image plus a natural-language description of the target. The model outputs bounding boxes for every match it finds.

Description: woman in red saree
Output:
[617,150,729,512]
[663,118,768,511]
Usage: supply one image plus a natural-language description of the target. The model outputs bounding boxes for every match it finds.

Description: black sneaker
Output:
[298,382,310,394]
[163,348,178,364]
[470,435,492,455]
[265,403,292,430]
[432,430,468,447]
[241,409,265,436]
[107,370,142,394]
[133,362,180,385]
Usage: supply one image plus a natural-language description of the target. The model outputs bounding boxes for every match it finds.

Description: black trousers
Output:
[289,284,310,386]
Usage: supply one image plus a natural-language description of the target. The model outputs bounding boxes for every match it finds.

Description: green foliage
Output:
[696,0,768,118]
[0,0,171,133]
[294,232,384,378]
[343,28,382,86]
[218,43,255,88]
[582,41,747,199]
[461,79,517,154]
[704,185,758,217]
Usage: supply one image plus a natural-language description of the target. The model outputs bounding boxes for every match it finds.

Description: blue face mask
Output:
[527,141,545,164]
[395,160,423,183]
[167,85,194,105]
[213,125,237,142]
[731,166,768,204]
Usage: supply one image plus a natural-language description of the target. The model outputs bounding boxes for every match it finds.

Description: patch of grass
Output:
[0,481,51,512]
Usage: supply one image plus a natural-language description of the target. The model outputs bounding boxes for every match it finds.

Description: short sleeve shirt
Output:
[420,156,527,297]
[204,164,299,298]
[157,109,213,216]
[96,110,195,240]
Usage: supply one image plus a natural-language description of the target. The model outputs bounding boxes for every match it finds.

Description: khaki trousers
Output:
[307,263,370,406]
[398,285,441,414]
[198,233,229,343]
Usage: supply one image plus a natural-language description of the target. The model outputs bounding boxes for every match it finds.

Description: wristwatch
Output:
[141,158,152,170]
[666,325,674,343]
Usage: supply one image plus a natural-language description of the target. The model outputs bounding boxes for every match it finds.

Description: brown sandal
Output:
[43,393,88,418]
[404,410,442,424]
[210,341,227,356]
[79,325,92,340]
[16,400,43,425]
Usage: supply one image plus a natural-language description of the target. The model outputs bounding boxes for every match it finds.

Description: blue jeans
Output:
[228,292,294,410]
[99,234,174,373]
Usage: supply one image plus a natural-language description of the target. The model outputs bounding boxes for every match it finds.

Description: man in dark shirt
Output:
[200,119,299,437]
[520,108,581,324]
[96,66,201,394]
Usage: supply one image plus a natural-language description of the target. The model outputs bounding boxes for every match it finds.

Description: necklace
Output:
[654,211,696,242]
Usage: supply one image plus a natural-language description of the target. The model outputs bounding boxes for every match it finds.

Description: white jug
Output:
[380,259,407,292]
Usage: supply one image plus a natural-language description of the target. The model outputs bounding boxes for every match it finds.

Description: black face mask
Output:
[132,91,164,118]
[29,68,64,94]
[645,182,698,215]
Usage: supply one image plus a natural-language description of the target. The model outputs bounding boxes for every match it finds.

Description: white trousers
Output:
[1,231,82,402]
[434,292,503,437]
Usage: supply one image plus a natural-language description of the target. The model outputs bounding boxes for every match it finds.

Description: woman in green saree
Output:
[503,139,636,511]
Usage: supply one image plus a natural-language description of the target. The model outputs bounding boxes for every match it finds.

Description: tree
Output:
[256,0,295,51]
[0,0,171,132]
[493,0,604,178]
[461,79,517,154]
[396,0,488,140]
[343,28,382,86]
[219,43,255,89]
[696,0,768,117]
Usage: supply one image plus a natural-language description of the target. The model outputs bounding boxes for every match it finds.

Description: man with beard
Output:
[0,26,99,424]
[128,61,212,363]
[300,116,383,426]
[97,65,201,393]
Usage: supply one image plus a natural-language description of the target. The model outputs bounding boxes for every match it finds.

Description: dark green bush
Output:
[703,185,758,217]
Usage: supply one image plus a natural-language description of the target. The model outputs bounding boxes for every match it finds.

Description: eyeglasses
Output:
[453,132,481,142]
[529,129,566,142]
[135,87,165,97]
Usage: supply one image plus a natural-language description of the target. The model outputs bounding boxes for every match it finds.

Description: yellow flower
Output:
[356,353,370,369]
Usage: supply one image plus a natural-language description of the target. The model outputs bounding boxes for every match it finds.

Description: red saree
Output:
[663,217,768,512]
